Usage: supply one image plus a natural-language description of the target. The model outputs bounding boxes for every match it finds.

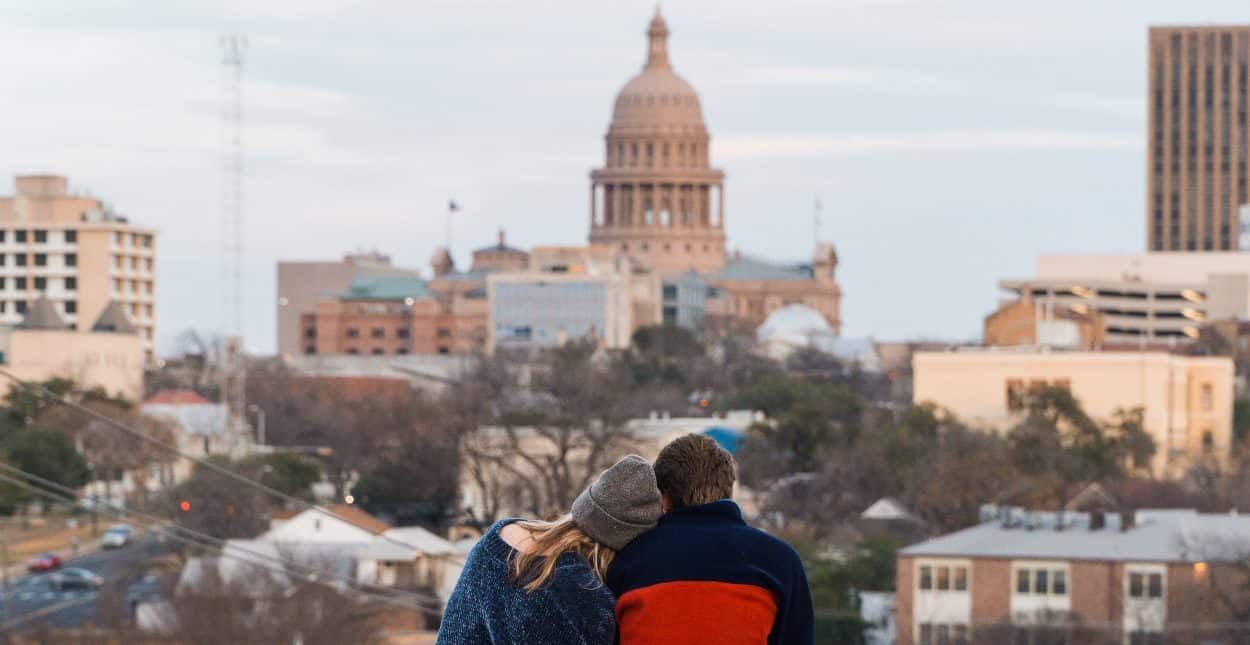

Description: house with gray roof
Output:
[895,506,1250,645]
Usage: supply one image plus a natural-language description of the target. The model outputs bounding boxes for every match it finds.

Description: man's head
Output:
[653,433,736,512]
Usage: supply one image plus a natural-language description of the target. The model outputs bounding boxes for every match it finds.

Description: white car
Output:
[48,568,103,591]
[100,525,133,549]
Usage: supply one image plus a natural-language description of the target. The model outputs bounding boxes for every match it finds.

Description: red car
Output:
[27,552,63,572]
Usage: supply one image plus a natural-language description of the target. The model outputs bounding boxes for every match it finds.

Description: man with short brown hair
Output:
[606,434,814,644]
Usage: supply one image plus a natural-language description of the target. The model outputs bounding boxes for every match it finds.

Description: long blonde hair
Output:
[509,516,615,593]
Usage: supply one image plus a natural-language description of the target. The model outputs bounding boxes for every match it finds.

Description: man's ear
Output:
[661,493,674,513]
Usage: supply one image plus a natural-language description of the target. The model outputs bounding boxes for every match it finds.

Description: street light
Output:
[247,404,266,446]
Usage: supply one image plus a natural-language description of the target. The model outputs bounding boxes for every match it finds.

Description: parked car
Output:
[101,524,134,549]
[48,567,103,591]
[27,552,63,572]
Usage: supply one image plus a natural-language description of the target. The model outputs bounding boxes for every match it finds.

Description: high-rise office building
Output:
[0,175,157,360]
[1147,26,1250,252]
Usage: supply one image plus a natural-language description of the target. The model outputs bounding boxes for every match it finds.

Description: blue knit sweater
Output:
[436,520,616,645]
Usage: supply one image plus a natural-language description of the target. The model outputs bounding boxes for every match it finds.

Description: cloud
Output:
[715,129,1142,160]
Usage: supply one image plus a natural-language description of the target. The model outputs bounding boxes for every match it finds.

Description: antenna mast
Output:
[220,34,247,421]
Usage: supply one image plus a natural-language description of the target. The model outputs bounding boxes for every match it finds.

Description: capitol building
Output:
[278,9,842,357]
[588,9,842,333]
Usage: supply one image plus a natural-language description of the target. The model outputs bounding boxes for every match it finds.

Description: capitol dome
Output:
[609,10,706,131]
[756,304,836,347]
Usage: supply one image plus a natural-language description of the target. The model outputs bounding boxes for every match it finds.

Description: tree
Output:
[0,428,91,511]
[459,342,684,524]
[168,457,274,539]
[728,376,862,478]
[1007,385,1156,481]
[352,414,460,528]
[248,452,322,499]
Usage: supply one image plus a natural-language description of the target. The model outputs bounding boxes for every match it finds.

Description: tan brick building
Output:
[897,508,1250,644]
[1146,26,1250,251]
[0,174,156,360]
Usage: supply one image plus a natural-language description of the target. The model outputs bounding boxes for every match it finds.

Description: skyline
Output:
[2,1,1248,355]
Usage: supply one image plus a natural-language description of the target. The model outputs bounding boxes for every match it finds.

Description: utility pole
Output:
[220,34,248,421]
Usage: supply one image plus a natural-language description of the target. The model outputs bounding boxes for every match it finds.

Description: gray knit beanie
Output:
[571,455,663,550]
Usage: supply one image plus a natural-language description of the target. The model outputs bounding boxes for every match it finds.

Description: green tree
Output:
[247,452,322,499]
[0,428,91,512]
[728,376,862,476]
[802,536,897,645]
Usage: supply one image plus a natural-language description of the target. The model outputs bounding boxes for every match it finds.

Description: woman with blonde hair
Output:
[437,455,662,644]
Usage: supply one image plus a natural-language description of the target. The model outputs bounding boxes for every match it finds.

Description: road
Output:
[0,534,169,633]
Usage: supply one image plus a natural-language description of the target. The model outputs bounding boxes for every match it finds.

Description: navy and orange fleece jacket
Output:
[605,500,814,645]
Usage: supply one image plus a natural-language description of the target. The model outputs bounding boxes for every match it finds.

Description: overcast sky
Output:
[1,1,1248,355]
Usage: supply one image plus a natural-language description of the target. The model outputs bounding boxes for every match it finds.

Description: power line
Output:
[0,369,463,583]
[0,460,444,610]
[0,468,441,612]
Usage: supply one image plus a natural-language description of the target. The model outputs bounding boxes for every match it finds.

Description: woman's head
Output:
[511,455,662,591]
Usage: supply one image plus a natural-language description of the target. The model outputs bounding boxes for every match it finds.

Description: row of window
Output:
[303,346,450,357]
[917,564,968,592]
[1015,566,1067,596]
[340,327,418,340]
[112,278,154,296]
[0,277,75,291]
[916,623,968,645]
[918,563,1165,600]
[113,255,154,272]
[0,229,75,244]
[920,623,1163,645]
[610,138,707,169]
[113,231,154,248]
[0,252,75,267]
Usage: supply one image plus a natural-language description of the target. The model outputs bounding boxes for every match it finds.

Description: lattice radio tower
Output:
[220,34,247,418]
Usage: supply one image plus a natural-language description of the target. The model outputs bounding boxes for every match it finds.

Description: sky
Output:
[1,1,1248,356]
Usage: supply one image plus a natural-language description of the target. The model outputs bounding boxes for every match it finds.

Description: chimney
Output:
[498,229,506,247]
[1120,509,1137,532]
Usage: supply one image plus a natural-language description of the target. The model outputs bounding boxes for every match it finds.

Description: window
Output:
[0,231,6,243]
[371,327,385,339]
[64,301,76,314]
[305,346,316,355]
[345,328,359,339]
[64,230,76,243]
[1014,565,1068,596]
[142,235,152,248]
[33,253,46,267]
[14,301,25,314]
[371,348,384,355]
[114,232,123,245]
[437,346,450,355]
[15,278,26,290]
[346,348,359,355]
[1201,382,1213,411]
[15,254,26,267]
[33,278,46,290]
[396,328,410,339]
[918,563,968,593]
[15,231,26,243]
[1203,431,1214,453]
[396,347,409,355]
[304,327,316,339]
[918,623,969,645]
[662,285,678,299]
[437,328,451,338]
[1128,572,1164,598]
[663,305,678,324]
[65,253,76,267]
[33,230,46,243]
[63,277,75,291]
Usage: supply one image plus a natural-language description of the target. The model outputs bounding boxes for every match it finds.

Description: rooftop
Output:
[336,276,433,301]
[709,255,814,282]
[901,507,1250,563]
[144,389,211,405]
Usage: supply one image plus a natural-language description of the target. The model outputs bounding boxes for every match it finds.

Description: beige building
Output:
[487,245,660,350]
[0,175,156,360]
[586,10,842,331]
[996,252,1250,345]
[913,349,1233,477]
[1147,26,1250,251]
[0,298,145,401]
